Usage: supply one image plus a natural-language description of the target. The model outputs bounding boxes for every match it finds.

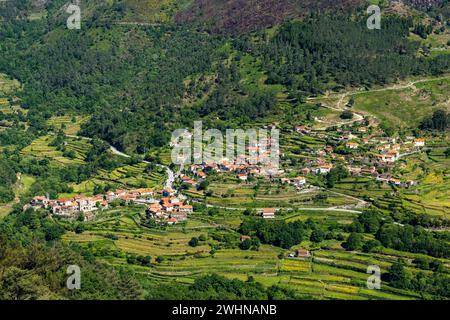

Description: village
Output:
[25,187,193,225]
[173,120,426,196]
[24,118,428,224]
[291,121,425,188]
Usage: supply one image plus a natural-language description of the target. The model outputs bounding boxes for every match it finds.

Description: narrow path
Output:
[114,22,162,27]
[191,200,363,214]
[308,75,450,130]
[66,134,175,189]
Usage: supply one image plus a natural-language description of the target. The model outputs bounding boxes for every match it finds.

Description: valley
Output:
[0,0,449,301]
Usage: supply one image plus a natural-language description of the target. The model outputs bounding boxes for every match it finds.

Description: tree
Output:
[420,109,449,131]
[387,260,412,289]
[444,148,450,158]
[189,237,199,247]
[42,221,65,241]
[362,240,382,253]
[326,164,349,188]
[358,209,383,234]
[197,180,209,191]
[74,224,85,234]
[340,110,354,120]
[347,97,355,107]
[343,233,364,251]
[0,186,14,204]
[310,229,325,243]
[239,239,252,250]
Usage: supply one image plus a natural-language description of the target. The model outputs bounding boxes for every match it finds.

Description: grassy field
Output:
[184,176,359,209]
[0,174,35,219]
[352,77,450,128]
[308,75,450,129]
[0,73,20,96]
[122,0,192,23]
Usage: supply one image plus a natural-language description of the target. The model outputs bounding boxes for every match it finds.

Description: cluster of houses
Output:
[294,124,427,188]
[181,153,284,187]
[24,188,185,221]
[146,197,193,225]
[26,194,109,220]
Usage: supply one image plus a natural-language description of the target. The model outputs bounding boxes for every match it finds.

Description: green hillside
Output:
[0,0,449,301]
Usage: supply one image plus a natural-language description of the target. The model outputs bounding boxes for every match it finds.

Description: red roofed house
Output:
[167,218,178,225]
[296,249,311,258]
[260,208,277,219]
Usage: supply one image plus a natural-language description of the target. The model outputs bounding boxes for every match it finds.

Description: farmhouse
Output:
[413,139,425,147]
[75,196,99,213]
[357,127,368,133]
[296,249,311,258]
[30,196,49,208]
[195,171,206,180]
[346,142,359,149]
[378,154,396,163]
[389,178,402,186]
[314,164,333,175]
[167,218,178,225]
[178,205,193,213]
[301,168,311,175]
[260,208,277,219]
[162,187,176,197]
[52,203,78,217]
[238,173,248,181]
[292,176,307,187]
[133,188,154,197]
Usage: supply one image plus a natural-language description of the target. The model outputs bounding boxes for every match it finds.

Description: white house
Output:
[346,142,359,149]
[292,176,306,187]
[413,139,425,147]
[314,164,333,175]
[260,208,277,219]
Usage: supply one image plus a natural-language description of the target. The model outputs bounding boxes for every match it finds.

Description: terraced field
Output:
[47,115,90,135]
[21,135,91,166]
[96,162,166,188]
[59,203,448,300]
[186,179,359,209]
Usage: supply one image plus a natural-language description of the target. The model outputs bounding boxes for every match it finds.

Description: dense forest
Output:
[235,16,450,98]
[420,109,450,131]
[1,1,449,154]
